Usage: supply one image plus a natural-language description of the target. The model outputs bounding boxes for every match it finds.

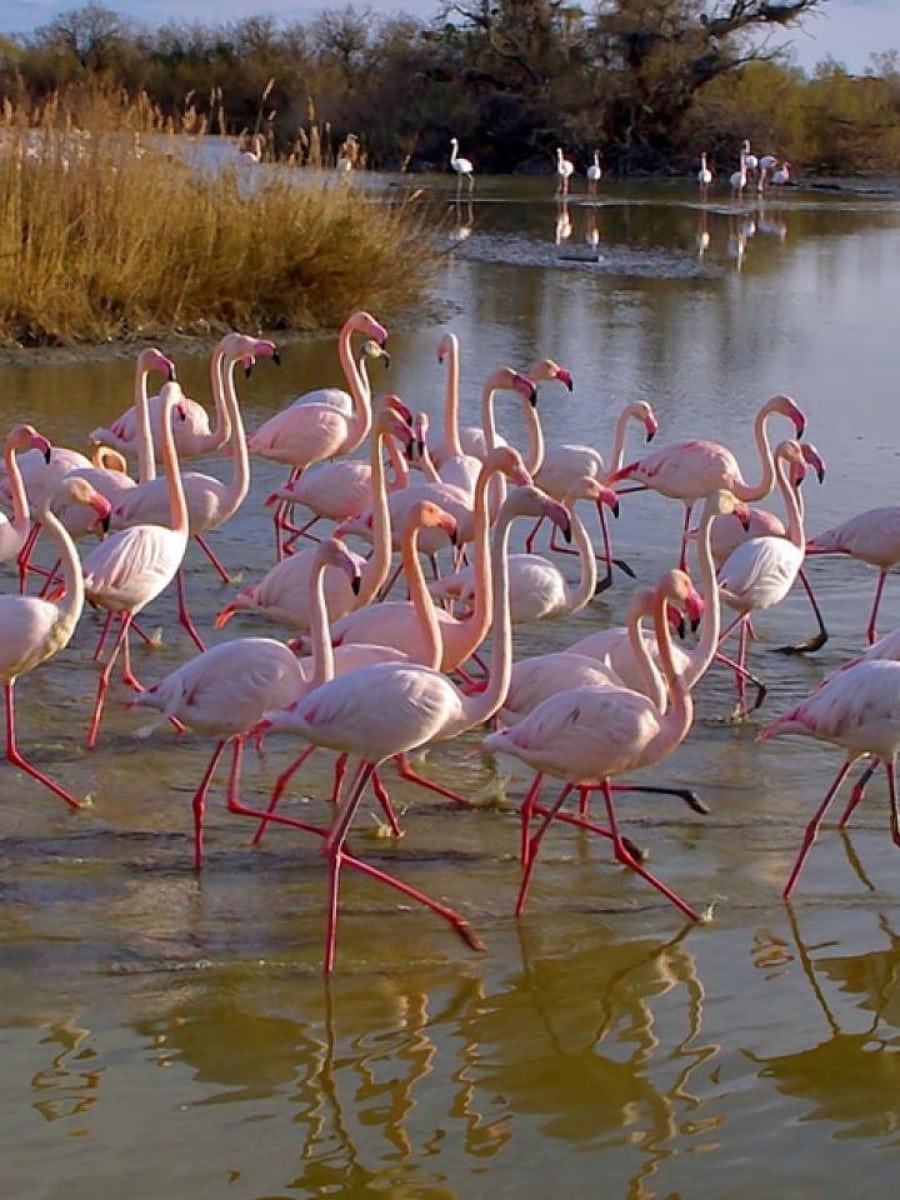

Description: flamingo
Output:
[213,399,415,634]
[449,138,474,193]
[742,139,759,185]
[805,506,900,645]
[1,478,109,808]
[108,334,280,650]
[757,153,779,192]
[330,445,534,670]
[0,424,53,588]
[608,392,806,570]
[586,150,603,196]
[129,537,362,869]
[730,147,747,201]
[771,161,791,186]
[555,148,575,196]
[482,568,706,922]
[75,384,191,749]
[698,152,712,202]
[528,399,658,579]
[428,477,620,624]
[255,484,571,972]
[241,133,265,164]
[759,658,900,897]
[716,440,810,719]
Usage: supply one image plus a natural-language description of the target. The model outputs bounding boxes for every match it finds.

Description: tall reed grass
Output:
[0,90,436,347]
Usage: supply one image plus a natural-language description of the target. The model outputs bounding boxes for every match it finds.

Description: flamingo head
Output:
[800,442,826,484]
[9,424,52,463]
[318,536,362,595]
[360,340,390,371]
[409,499,458,547]
[634,401,658,442]
[139,346,177,381]
[776,439,807,487]
[350,311,389,348]
[483,445,532,488]
[57,477,112,533]
[413,411,429,459]
[507,485,572,544]
[707,488,751,531]
[527,358,573,392]
[437,331,457,364]
[767,393,806,439]
[662,568,705,634]
[567,476,619,518]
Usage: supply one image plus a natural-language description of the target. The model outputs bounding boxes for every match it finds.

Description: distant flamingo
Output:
[698,152,712,202]
[429,477,619,624]
[771,161,791,186]
[256,484,570,971]
[759,657,900,896]
[608,392,806,569]
[109,334,279,649]
[586,150,603,196]
[130,538,361,869]
[450,138,475,194]
[805,506,900,645]
[483,568,706,921]
[730,147,747,201]
[716,440,810,719]
[214,400,414,633]
[742,140,759,185]
[0,425,53,588]
[76,384,191,749]
[1,478,109,808]
[757,153,779,192]
[555,147,575,196]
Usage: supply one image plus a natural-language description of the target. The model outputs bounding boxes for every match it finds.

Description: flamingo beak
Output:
[35,435,52,464]
[557,369,574,392]
[167,365,177,381]
[100,512,111,534]
[272,350,281,366]
[676,616,687,640]
[351,574,361,596]
[645,419,658,443]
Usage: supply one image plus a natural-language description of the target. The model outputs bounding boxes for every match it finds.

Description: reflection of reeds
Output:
[0,88,435,346]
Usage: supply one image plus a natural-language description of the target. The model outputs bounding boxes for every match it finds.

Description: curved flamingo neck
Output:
[650,585,693,760]
[159,390,189,537]
[337,323,373,454]
[685,501,724,689]
[563,495,598,612]
[442,462,497,668]
[731,404,779,503]
[385,434,411,490]
[521,398,544,475]
[4,437,30,532]
[401,523,443,671]
[356,424,393,607]
[214,345,251,523]
[777,455,805,549]
[441,335,464,459]
[206,341,233,451]
[135,358,158,483]
[626,593,666,710]
[41,506,84,634]
[307,555,337,689]
[608,406,641,475]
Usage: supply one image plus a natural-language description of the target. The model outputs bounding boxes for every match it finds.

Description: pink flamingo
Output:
[482,569,706,921]
[75,384,191,749]
[108,334,279,649]
[246,311,387,558]
[429,477,620,624]
[0,424,53,589]
[1,478,110,808]
[805,506,900,645]
[255,484,571,972]
[555,147,575,196]
[771,161,791,186]
[716,440,810,719]
[697,152,712,202]
[528,399,658,581]
[129,537,361,869]
[214,400,415,634]
[587,150,603,196]
[608,392,806,569]
[329,445,533,671]
[759,657,900,897]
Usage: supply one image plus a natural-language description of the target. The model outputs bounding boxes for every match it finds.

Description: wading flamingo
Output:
[450,138,474,194]
[608,392,806,569]
[805,506,900,645]
[698,152,713,202]
[730,147,747,201]
[109,334,280,649]
[1,478,109,808]
[771,161,791,186]
[759,657,900,897]
[555,148,575,195]
[482,569,706,921]
[587,150,603,196]
[255,485,571,972]
[0,425,53,588]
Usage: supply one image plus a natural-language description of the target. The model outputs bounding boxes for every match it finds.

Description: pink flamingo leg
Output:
[280,515,322,554]
[4,680,81,809]
[678,503,694,572]
[517,780,572,915]
[734,619,749,718]
[371,769,404,837]
[867,570,888,645]
[524,515,545,554]
[324,758,377,973]
[887,759,900,849]
[602,779,701,920]
[87,613,134,749]
[175,568,207,652]
[782,759,854,899]
[392,752,473,808]
[38,558,62,599]
[251,743,319,846]
[519,773,544,866]
[194,534,236,585]
[838,759,880,828]
[93,611,115,662]
[16,522,42,594]
[531,800,642,858]
[192,739,226,870]
[776,567,829,654]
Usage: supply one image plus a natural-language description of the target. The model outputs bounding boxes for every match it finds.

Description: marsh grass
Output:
[0,90,436,347]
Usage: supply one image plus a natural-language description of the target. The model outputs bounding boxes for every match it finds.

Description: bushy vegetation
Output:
[0,2,897,177]
[0,90,436,347]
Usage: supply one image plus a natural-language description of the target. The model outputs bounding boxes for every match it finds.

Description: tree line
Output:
[0,2,897,177]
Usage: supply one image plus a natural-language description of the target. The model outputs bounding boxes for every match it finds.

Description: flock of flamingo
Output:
[3,311,900,973]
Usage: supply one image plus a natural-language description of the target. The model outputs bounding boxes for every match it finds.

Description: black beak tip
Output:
[43,448,52,464]
[167,367,177,381]
[351,576,361,596]
[563,520,572,545]
[817,468,826,484]
[690,616,701,634]
[244,364,254,379]
[797,419,806,439]
[101,514,111,533]
[741,518,751,532]
[612,501,620,519]
[676,617,686,640]
[564,379,573,392]
[383,353,392,370]
[646,430,656,443]
[272,351,281,366]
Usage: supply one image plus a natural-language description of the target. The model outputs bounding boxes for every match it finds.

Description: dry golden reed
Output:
[0,90,436,347]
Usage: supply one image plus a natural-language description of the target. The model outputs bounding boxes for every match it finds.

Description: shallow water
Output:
[2,175,900,1198]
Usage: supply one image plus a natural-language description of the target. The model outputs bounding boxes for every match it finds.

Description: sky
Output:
[0,1,895,75]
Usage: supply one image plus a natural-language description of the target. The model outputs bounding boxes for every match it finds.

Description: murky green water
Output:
[2,175,900,1198]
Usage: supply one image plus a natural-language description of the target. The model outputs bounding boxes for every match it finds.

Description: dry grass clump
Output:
[0,93,436,347]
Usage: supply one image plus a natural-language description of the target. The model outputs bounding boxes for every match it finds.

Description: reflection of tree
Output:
[745,906,900,1141]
